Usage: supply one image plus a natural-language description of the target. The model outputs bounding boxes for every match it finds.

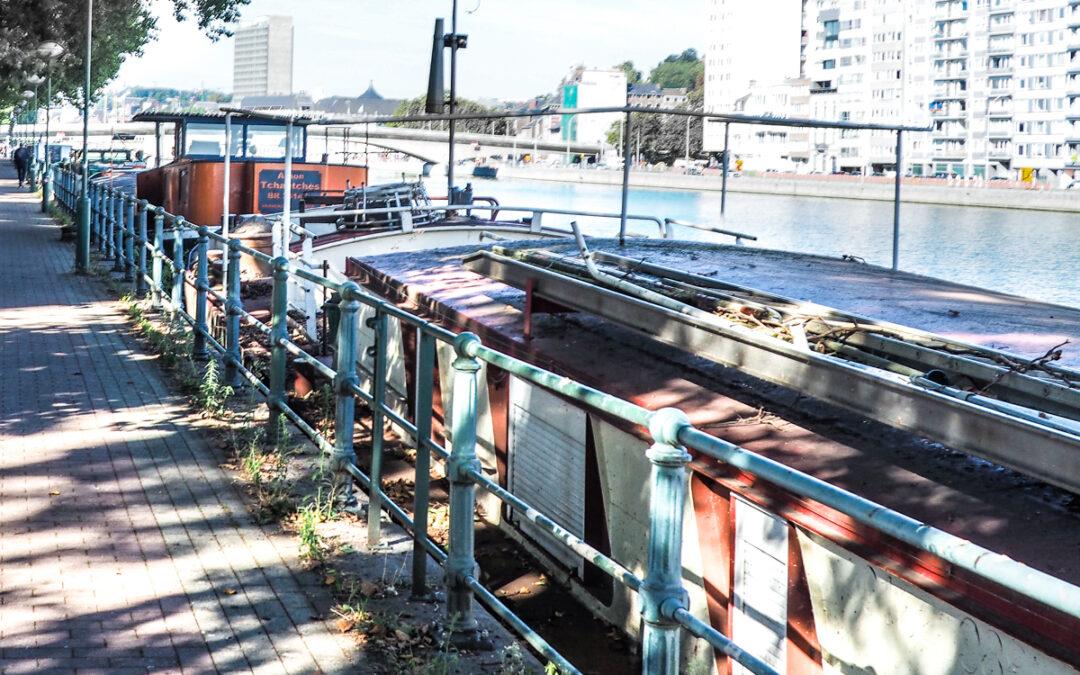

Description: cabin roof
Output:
[344,238,1080,584]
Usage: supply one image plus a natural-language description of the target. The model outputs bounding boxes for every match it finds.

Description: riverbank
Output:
[499,166,1080,213]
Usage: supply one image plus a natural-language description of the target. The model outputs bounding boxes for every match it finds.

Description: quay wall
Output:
[499,166,1080,213]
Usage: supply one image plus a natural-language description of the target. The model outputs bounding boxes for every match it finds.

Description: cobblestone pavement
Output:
[0,170,357,672]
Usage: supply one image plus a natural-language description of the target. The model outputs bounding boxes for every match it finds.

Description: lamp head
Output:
[37,41,64,60]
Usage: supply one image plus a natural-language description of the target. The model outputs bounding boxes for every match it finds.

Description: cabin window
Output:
[184,123,226,157]
[244,125,304,160]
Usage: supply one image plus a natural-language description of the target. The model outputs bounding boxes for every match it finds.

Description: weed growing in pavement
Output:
[47,202,73,227]
[196,359,233,417]
[272,413,292,454]
[497,643,527,674]
[296,502,327,564]
[228,424,295,522]
[313,383,336,440]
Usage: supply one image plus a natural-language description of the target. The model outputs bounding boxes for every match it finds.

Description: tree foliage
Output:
[614,60,642,86]
[606,85,704,165]
[0,0,248,115]
[389,95,510,134]
[648,48,704,91]
[127,86,232,104]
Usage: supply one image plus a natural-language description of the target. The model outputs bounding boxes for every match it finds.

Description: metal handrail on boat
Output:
[292,202,669,238]
[53,165,1080,675]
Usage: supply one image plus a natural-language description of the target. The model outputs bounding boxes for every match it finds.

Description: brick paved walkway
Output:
[0,170,356,672]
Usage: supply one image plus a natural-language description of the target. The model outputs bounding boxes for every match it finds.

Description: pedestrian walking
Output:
[12,145,30,187]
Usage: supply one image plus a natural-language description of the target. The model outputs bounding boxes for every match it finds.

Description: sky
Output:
[113,0,706,101]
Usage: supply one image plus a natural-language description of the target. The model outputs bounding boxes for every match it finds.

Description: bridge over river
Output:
[7,120,604,167]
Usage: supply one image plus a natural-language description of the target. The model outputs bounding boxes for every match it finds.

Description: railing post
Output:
[366,309,389,547]
[892,129,903,272]
[41,159,52,214]
[444,332,490,649]
[89,183,98,245]
[721,122,730,216]
[104,190,114,258]
[151,212,164,309]
[75,170,89,273]
[136,201,149,297]
[171,222,186,314]
[224,242,244,388]
[266,256,290,439]
[124,196,136,283]
[333,282,362,510]
[96,187,106,252]
[640,408,693,675]
[192,226,210,361]
[619,110,632,246]
[113,195,126,273]
[410,328,436,599]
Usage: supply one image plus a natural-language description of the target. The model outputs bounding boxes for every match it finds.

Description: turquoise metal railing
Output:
[51,165,1080,675]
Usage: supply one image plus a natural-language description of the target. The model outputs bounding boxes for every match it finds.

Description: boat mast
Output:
[447,0,458,202]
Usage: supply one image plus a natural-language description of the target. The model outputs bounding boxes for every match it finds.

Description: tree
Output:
[388,95,510,134]
[607,87,704,165]
[0,0,248,114]
[614,60,642,86]
[648,48,704,91]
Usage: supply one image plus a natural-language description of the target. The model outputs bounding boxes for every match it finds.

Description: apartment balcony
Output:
[932,148,968,161]
[987,65,1013,76]
[987,43,1014,55]
[934,51,969,61]
[934,89,968,101]
[934,33,968,44]
[987,128,1012,139]
[988,148,1012,160]
[932,108,967,119]
[935,70,968,80]
[936,130,968,141]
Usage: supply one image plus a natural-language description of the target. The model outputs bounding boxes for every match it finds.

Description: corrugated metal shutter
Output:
[508,376,587,571]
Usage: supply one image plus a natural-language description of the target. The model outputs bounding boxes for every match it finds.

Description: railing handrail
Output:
[52,166,1080,675]
[290,202,666,231]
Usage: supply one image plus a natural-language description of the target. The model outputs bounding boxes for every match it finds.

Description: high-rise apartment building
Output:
[929,0,1079,177]
[706,0,1080,178]
[232,16,294,102]
[703,0,805,167]
[802,0,933,174]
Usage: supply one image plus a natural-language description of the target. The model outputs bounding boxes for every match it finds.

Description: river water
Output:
[459,177,1078,308]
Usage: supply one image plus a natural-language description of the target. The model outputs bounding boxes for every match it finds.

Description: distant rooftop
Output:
[629,83,661,96]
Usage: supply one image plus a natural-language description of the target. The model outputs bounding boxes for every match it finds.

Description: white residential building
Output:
[233,16,294,102]
[705,0,1080,178]
[560,67,627,147]
[928,0,1080,177]
[703,0,805,164]
[801,0,933,174]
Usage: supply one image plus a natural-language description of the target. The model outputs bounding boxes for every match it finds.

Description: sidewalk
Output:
[0,171,357,672]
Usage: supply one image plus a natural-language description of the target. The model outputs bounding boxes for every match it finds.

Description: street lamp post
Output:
[38,41,65,213]
[76,0,93,273]
[22,86,40,190]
